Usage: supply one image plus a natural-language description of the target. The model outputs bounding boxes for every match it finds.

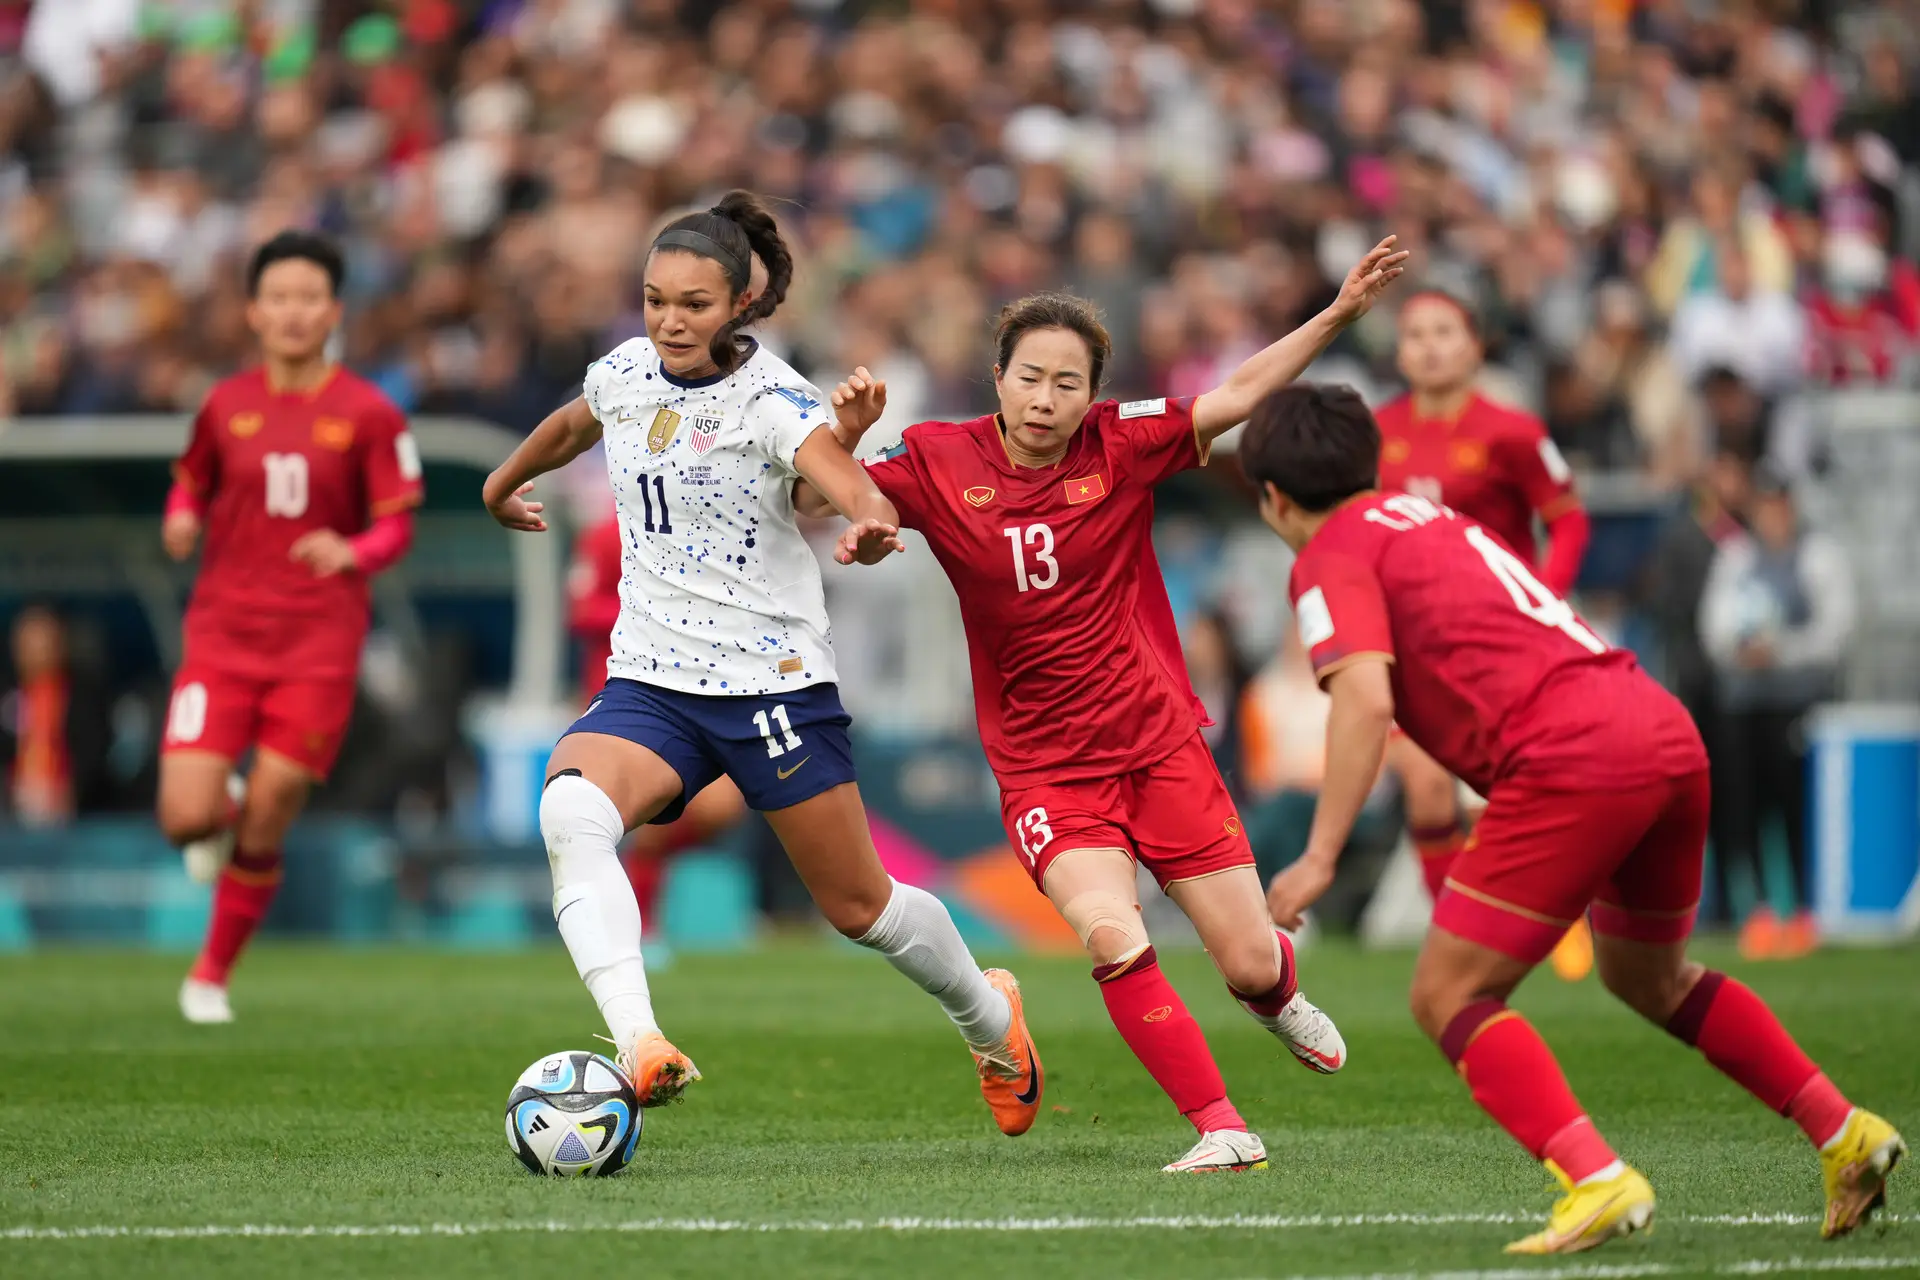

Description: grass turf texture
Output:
[1,941,1915,1279]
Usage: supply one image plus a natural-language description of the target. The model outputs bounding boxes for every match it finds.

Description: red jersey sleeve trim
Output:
[370,491,425,517]
[170,462,202,493]
[1536,492,1583,521]
[1313,650,1394,688]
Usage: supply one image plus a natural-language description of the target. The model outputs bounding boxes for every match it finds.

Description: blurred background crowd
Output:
[2,0,1918,949]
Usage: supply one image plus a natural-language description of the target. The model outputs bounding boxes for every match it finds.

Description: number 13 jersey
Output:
[863,398,1210,787]
[1287,491,1705,797]
[584,338,837,696]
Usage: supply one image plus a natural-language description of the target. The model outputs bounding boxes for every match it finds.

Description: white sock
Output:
[1577,1159,1627,1187]
[541,774,658,1046]
[856,879,1012,1051]
[1820,1109,1858,1152]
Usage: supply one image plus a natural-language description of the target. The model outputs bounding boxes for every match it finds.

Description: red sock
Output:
[1665,970,1850,1145]
[1095,946,1245,1135]
[1410,825,1465,901]
[190,847,282,986]
[1229,927,1298,1016]
[1441,998,1618,1180]
[624,851,668,935]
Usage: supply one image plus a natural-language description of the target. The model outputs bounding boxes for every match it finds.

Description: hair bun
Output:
[708,205,729,218]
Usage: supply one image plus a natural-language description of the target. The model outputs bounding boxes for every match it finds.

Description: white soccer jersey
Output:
[584,338,838,696]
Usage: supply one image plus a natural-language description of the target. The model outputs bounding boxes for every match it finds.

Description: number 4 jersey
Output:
[863,398,1209,787]
[172,367,423,680]
[1288,491,1704,797]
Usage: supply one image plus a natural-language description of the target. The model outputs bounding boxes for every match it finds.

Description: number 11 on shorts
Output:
[754,705,803,758]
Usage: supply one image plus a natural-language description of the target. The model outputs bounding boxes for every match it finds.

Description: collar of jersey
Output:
[1410,389,1480,430]
[658,338,759,389]
[986,412,1075,474]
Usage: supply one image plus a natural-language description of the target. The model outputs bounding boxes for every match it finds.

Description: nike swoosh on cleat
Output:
[1012,1035,1040,1105]
[1291,1042,1343,1070]
[776,755,812,780]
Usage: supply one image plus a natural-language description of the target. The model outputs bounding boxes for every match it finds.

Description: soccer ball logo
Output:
[504,1050,642,1177]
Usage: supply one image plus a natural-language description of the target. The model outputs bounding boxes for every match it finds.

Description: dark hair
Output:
[648,189,793,374]
[993,292,1112,390]
[247,230,345,297]
[1237,383,1380,513]
[1399,287,1481,337]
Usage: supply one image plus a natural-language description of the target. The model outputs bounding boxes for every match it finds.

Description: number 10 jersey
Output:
[583,338,837,697]
[862,398,1210,788]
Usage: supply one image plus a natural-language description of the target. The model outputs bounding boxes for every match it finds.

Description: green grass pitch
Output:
[1,940,1915,1279]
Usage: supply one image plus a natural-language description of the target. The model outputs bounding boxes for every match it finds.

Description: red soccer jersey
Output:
[1287,491,1704,797]
[1374,392,1577,569]
[863,398,1208,787]
[172,367,424,680]
[568,512,624,700]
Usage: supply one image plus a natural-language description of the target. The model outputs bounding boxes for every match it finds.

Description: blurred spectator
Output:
[1183,609,1252,801]
[1,605,112,825]
[1803,229,1920,386]
[1668,244,1807,398]
[1700,466,1856,960]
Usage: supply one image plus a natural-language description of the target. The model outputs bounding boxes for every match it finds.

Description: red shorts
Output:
[161,663,357,778]
[998,732,1254,890]
[1433,769,1710,965]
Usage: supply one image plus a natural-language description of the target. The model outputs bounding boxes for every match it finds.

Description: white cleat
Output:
[182,773,246,885]
[1271,990,1347,1074]
[179,978,234,1024]
[1163,1129,1268,1173]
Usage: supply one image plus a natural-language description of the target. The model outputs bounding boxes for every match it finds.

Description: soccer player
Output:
[1377,291,1594,979]
[1250,383,1904,1253]
[159,231,423,1024]
[482,192,1042,1132]
[795,238,1407,1172]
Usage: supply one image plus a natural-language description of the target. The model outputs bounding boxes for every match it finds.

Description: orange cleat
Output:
[1739,906,1782,962]
[1549,915,1594,982]
[1777,909,1819,960]
[617,1032,701,1108]
[972,968,1043,1136]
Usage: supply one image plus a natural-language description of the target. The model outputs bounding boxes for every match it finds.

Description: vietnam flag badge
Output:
[1064,473,1107,504]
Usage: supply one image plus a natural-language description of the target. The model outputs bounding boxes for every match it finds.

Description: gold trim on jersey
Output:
[647,408,683,453]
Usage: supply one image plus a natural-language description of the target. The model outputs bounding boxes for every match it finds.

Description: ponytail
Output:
[648,190,794,375]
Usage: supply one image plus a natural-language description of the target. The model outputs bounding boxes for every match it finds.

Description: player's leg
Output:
[1391,731,1464,900]
[1761,708,1818,955]
[623,776,747,936]
[1425,784,1662,1254]
[1039,843,1259,1170]
[1592,769,1905,1240]
[157,669,257,883]
[542,683,717,1106]
[762,781,1037,1133]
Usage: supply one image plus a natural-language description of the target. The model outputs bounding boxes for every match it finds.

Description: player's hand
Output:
[290,528,359,578]
[486,480,548,533]
[1327,235,1409,326]
[834,517,906,566]
[1267,850,1337,931]
[831,367,887,438]
[162,511,201,561]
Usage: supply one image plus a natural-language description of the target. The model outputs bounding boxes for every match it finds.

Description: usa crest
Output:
[646,408,683,454]
[688,414,723,457]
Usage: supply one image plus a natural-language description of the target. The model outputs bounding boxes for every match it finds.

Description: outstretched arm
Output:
[795,366,887,520]
[1191,237,1408,446]
[482,396,602,532]
[793,428,906,566]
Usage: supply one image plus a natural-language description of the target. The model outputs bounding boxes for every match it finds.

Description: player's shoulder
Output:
[1373,393,1414,427]
[737,348,826,418]
[585,336,658,390]
[883,414,992,463]
[201,366,269,410]
[1465,392,1547,440]
[321,367,404,419]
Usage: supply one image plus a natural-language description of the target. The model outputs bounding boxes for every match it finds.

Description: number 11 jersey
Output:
[863,398,1209,787]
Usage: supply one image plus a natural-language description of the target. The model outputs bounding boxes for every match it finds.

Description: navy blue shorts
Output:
[564,678,856,824]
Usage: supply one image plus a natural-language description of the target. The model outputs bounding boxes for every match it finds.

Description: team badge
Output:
[1224,815,1242,836]
[1448,440,1488,473]
[963,485,995,508]
[228,412,263,438]
[646,408,683,453]
[1064,473,1107,505]
[688,414,723,457]
[313,416,355,451]
[1382,438,1411,464]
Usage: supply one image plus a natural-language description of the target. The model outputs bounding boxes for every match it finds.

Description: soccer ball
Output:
[504,1050,642,1177]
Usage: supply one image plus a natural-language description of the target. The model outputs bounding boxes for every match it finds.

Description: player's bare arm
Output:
[793,366,887,520]
[163,506,200,561]
[1191,237,1408,446]
[483,396,603,533]
[1267,656,1395,930]
[792,426,905,566]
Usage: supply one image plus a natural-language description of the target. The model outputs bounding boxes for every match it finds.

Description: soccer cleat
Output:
[183,773,246,885]
[616,1032,701,1108]
[1505,1161,1656,1255]
[179,978,234,1024]
[1271,989,1348,1074]
[1739,906,1782,961]
[1550,916,1595,982]
[1162,1129,1268,1174]
[971,968,1043,1136]
[1778,909,1820,961]
[1819,1108,1906,1240]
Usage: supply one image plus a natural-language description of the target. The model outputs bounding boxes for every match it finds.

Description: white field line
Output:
[0,1210,1908,1241]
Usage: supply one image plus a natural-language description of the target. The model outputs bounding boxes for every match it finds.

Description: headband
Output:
[651,228,751,291]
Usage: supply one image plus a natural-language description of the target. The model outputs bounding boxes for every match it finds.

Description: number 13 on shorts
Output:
[1015,806,1054,864]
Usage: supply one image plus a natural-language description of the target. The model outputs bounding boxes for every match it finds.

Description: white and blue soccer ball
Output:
[505,1050,641,1177]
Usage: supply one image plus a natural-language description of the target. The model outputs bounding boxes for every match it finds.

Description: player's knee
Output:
[156,794,224,846]
[1084,921,1149,969]
[1403,772,1458,829]
[1598,948,1703,1025]
[1407,968,1477,1042]
[539,772,627,879]
[1213,934,1284,999]
[1057,886,1148,968]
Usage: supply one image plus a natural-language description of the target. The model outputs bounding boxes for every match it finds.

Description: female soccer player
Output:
[1375,291,1593,979]
[797,237,1407,1172]
[482,192,1042,1133]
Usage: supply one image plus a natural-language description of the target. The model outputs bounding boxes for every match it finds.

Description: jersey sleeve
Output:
[1106,396,1205,486]
[359,396,425,517]
[747,385,832,475]
[861,432,934,530]
[1499,414,1580,521]
[172,399,222,506]
[1289,549,1395,684]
